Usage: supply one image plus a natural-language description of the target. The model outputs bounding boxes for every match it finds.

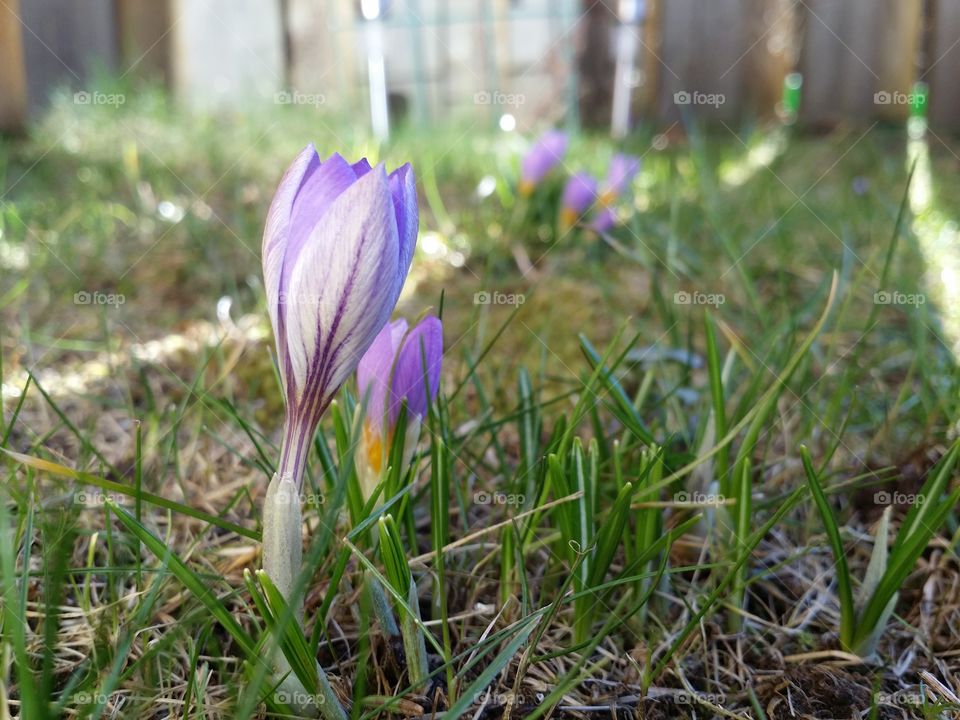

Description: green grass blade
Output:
[650,484,807,682]
[105,499,261,660]
[801,445,855,649]
[579,335,655,445]
[0,488,42,718]
[855,483,960,650]
[442,620,538,720]
[898,439,960,544]
[704,310,729,493]
[3,449,257,539]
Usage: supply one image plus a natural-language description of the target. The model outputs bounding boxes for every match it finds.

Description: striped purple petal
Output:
[281,153,357,299]
[283,165,401,407]
[388,163,418,288]
[262,144,318,359]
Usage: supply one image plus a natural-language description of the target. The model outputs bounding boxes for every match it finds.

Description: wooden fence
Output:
[1,0,959,134]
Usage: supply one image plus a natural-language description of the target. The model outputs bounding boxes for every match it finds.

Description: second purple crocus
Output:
[559,172,598,231]
[519,130,568,197]
[590,207,618,234]
[355,315,443,500]
[599,153,641,206]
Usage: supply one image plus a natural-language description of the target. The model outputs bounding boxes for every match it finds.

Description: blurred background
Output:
[1,0,957,136]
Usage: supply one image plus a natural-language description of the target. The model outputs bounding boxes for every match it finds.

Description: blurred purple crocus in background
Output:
[600,153,641,205]
[355,315,443,500]
[260,143,417,652]
[587,153,640,233]
[590,207,618,234]
[519,130,568,196]
[559,172,598,230]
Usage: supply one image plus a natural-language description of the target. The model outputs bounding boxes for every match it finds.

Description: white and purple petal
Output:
[388,163,418,284]
[281,153,358,297]
[262,144,319,357]
[284,165,402,412]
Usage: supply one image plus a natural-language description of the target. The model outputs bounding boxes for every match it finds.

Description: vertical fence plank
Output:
[18,0,117,112]
[799,0,922,125]
[0,0,28,132]
[636,0,663,119]
[504,0,573,128]
[578,0,616,128]
[928,0,960,128]
[287,0,356,114]
[169,0,284,110]
[875,0,922,121]
[797,1,859,124]
[657,0,759,122]
[116,0,172,82]
[743,0,798,120]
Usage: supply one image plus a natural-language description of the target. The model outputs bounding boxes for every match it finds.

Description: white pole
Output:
[362,0,389,140]
[611,0,645,139]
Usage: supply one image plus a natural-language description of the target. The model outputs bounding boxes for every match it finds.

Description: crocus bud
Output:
[355,316,443,500]
[262,145,418,491]
[559,172,598,231]
[519,130,568,197]
[599,153,640,206]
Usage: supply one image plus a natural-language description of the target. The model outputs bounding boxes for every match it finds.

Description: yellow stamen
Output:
[518,179,535,197]
[363,421,384,474]
[559,207,578,232]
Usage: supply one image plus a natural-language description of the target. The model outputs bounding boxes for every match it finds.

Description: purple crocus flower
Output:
[519,130,568,196]
[262,145,418,490]
[590,207,617,234]
[600,153,641,205]
[355,315,443,499]
[559,172,598,230]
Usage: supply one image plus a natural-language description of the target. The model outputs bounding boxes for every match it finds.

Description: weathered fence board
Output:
[652,0,795,123]
[742,0,797,119]
[798,0,922,125]
[928,0,960,128]
[286,0,573,128]
[656,0,751,121]
[0,0,28,132]
[169,0,284,109]
[2,0,959,131]
[116,0,172,82]
[18,0,117,111]
[875,0,923,121]
[286,0,353,107]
